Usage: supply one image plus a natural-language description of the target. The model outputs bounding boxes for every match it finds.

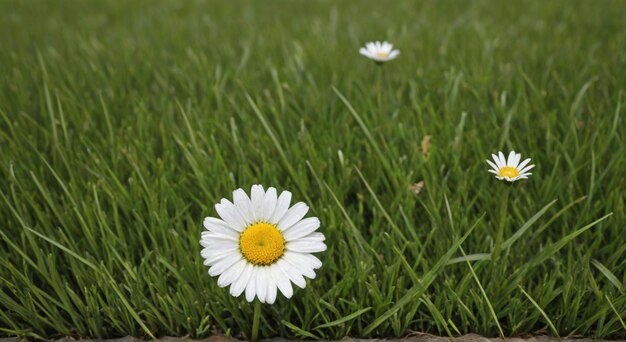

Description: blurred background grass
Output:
[0,0,625,339]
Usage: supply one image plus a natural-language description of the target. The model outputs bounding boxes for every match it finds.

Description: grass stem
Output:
[493,184,511,261]
[251,300,262,342]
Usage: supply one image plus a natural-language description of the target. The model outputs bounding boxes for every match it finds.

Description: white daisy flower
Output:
[200,185,326,304]
[486,151,535,182]
[359,41,400,62]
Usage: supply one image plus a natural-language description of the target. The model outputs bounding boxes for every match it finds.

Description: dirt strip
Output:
[0,334,623,342]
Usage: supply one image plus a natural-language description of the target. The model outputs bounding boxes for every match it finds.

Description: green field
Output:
[1,0,625,339]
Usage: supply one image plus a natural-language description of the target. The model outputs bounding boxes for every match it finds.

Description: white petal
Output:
[498,152,506,168]
[200,247,223,259]
[256,267,267,303]
[304,254,322,269]
[201,248,238,266]
[372,54,386,62]
[199,239,238,252]
[388,50,400,60]
[283,217,320,241]
[519,164,535,174]
[209,253,241,277]
[245,270,257,302]
[517,158,532,171]
[511,153,521,168]
[293,232,326,243]
[300,268,316,279]
[286,240,327,253]
[233,189,254,225]
[250,184,265,221]
[359,47,369,56]
[486,159,499,172]
[277,258,306,289]
[230,262,253,297]
[492,154,503,168]
[277,202,309,231]
[217,259,246,287]
[507,151,516,166]
[203,217,240,239]
[200,240,237,255]
[259,187,277,222]
[270,191,292,224]
[283,253,316,279]
[215,200,247,232]
[200,231,238,243]
[270,264,293,299]
[284,251,322,270]
[265,270,278,304]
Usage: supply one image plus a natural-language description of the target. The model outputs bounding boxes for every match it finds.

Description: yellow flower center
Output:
[239,222,285,266]
[498,166,520,178]
[376,51,389,58]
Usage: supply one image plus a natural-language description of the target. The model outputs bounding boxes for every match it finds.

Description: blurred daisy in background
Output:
[359,41,400,63]
[200,185,326,304]
[486,151,534,182]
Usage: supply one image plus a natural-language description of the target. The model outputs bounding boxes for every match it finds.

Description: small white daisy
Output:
[486,151,535,182]
[359,41,400,62]
[200,185,326,304]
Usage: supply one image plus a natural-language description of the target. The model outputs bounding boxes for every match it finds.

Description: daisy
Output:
[486,151,535,182]
[359,41,400,63]
[200,185,326,304]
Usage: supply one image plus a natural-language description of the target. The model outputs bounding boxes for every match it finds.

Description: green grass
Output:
[1,0,625,339]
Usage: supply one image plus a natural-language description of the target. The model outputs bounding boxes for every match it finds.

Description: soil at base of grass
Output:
[1,334,620,342]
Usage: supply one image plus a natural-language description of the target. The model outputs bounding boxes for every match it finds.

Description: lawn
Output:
[1,0,625,340]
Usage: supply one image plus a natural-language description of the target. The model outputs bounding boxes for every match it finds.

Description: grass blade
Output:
[363,217,480,335]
